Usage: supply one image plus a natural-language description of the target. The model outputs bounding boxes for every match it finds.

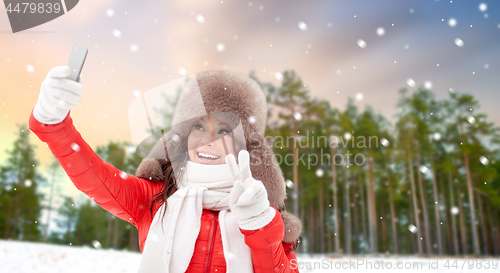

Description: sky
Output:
[1,0,500,223]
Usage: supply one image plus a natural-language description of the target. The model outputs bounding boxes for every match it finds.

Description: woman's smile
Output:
[196,149,221,164]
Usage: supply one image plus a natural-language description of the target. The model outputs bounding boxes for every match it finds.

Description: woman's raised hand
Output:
[33,65,83,124]
[226,150,272,229]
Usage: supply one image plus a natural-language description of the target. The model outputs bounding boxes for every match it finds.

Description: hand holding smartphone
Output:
[33,45,88,124]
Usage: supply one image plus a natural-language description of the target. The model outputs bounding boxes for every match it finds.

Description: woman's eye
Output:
[218,129,229,135]
[194,124,204,131]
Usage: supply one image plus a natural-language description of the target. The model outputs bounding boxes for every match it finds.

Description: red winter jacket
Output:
[29,109,300,273]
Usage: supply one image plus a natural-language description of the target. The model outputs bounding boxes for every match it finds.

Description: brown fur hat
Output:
[135,70,302,243]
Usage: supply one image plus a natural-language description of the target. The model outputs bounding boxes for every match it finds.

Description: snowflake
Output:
[298,21,307,31]
[112,29,122,38]
[357,39,367,49]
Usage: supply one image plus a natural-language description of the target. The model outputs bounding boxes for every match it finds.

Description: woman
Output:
[29,66,302,272]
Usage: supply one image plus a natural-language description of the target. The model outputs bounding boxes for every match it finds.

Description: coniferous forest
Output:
[1,70,499,256]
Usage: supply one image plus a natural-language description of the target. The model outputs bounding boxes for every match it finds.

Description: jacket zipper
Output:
[204,210,218,273]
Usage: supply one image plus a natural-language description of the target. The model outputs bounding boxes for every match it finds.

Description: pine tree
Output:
[1,124,44,241]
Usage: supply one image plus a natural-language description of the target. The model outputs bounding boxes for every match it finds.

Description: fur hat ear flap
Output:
[281,210,302,243]
[245,133,286,210]
[135,159,164,182]
[135,134,171,183]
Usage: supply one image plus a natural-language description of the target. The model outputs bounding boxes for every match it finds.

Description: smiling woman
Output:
[188,115,236,165]
[29,68,302,273]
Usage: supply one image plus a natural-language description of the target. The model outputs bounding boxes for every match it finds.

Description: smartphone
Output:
[66,45,88,82]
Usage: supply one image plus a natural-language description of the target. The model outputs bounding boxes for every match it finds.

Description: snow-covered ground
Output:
[1,240,499,273]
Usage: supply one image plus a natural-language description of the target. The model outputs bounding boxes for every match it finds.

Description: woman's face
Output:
[187,116,236,165]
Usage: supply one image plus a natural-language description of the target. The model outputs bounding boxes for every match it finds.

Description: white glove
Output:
[226,150,276,230]
[33,65,82,124]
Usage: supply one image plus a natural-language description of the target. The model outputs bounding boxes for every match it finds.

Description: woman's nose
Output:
[200,133,215,147]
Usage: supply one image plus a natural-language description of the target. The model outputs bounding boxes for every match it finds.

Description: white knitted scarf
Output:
[138,160,254,273]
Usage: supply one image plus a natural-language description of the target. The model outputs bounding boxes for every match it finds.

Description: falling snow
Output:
[479,156,489,165]
[380,138,390,147]
[24,179,32,187]
[479,3,487,12]
[293,112,303,121]
[130,44,138,52]
[196,14,205,23]
[408,224,418,233]
[357,39,367,49]
[454,38,464,47]
[298,21,307,31]
[171,134,180,142]
[92,240,102,249]
[71,143,81,152]
[216,43,225,52]
[406,78,416,87]
[112,29,122,38]
[376,27,385,36]
[106,9,115,17]
[448,18,457,27]
[26,64,35,73]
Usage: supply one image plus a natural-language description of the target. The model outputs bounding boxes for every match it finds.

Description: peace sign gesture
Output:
[225,150,275,230]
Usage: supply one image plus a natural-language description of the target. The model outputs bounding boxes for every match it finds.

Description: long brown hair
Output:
[146,151,187,226]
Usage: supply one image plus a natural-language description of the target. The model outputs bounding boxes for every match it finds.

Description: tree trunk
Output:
[438,173,449,255]
[106,213,112,248]
[292,104,299,219]
[456,176,468,254]
[448,172,459,255]
[486,203,499,256]
[497,210,500,256]
[326,185,332,254]
[406,140,423,254]
[415,150,432,254]
[476,191,488,255]
[380,205,388,252]
[344,166,351,254]
[351,171,360,254]
[367,158,377,253]
[358,172,367,253]
[300,192,305,253]
[408,191,416,254]
[330,143,340,253]
[459,122,480,255]
[43,170,57,242]
[385,153,398,254]
[429,155,443,255]
[4,196,13,239]
[129,226,138,251]
[318,177,324,253]
[113,217,119,249]
[308,204,314,253]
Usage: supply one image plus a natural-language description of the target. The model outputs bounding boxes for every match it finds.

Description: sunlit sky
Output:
[1,0,500,211]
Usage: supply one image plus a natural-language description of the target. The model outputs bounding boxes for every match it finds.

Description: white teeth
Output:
[198,152,220,159]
